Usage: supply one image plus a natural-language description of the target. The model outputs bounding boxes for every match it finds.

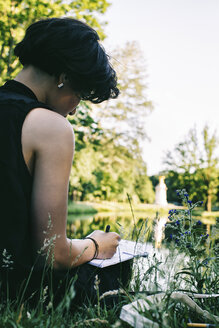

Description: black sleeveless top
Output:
[0,84,132,304]
[0,80,52,275]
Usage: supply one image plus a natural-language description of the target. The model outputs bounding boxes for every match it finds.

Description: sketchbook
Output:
[88,239,148,268]
[120,297,160,328]
[120,293,219,328]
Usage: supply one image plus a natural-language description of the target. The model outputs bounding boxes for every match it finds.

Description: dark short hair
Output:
[14,18,119,103]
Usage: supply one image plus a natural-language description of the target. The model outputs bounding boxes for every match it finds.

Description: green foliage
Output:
[133,162,155,204]
[69,132,155,202]
[164,126,219,210]
[68,101,103,152]
[1,190,218,326]
[0,1,154,203]
[0,0,110,83]
[67,202,97,215]
[165,190,208,257]
[68,42,154,203]
[165,189,218,295]
[130,190,219,327]
[96,41,153,149]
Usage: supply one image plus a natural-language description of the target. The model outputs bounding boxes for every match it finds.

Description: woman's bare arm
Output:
[22,108,120,269]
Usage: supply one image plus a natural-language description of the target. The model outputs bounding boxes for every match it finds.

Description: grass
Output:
[68,200,219,219]
[82,200,173,215]
[1,194,218,327]
[67,201,98,215]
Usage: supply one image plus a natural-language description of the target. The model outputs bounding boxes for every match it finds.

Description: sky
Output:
[102,0,219,176]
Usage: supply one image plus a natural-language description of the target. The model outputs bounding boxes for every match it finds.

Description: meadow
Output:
[0,191,218,327]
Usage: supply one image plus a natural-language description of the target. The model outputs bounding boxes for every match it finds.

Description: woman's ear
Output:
[58,73,66,85]
[57,73,69,89]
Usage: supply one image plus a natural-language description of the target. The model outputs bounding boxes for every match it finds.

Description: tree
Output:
[1,1,155,203]
[94,41,153,152]
[68,42,155,203]
[0,0,110,83]
[134,162,155,204]
[164,126,219,211]
[68,101,103,152]
[198,127,219,211]
[92,137,154,203]
[69,124,155,203]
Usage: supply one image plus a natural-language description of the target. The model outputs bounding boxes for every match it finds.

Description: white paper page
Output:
[88,239,148,268]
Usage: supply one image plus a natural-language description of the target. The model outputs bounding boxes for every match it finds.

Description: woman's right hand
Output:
[86,230,121,259]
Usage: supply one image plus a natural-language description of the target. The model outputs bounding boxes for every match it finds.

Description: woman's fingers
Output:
[86,230,121,259]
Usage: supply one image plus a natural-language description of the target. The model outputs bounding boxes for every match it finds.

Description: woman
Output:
[0,17,123,306]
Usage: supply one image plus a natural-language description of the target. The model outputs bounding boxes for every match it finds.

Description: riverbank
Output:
[68,200,179,216]
[67,200,218,220]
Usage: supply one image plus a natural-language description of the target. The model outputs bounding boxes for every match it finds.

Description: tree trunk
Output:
[69,192,74,202]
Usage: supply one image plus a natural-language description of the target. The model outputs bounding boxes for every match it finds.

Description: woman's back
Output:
[0,80,51,278]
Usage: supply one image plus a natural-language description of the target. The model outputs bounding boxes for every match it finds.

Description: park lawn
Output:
[68,200,173,216]
[67,201,98,215]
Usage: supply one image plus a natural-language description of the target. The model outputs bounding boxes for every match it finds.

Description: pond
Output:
[67,211,217,248]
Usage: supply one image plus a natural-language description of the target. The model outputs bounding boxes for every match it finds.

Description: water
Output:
[67,211,217,245]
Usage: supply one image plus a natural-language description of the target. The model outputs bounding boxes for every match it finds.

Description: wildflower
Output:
[197,220,202,225]
[200,201,203,205]
[174,209,177,213]
[184,192,189,199]
[42,286,48,303]
[175,220,180,225]
[46,302,53,311]
[185,231,188,234]
[169,234,173,240]
[188,200,192,205]
[205,234,209,239]
[2,249,13,269]
[94,274,100,291]
[99,288,125,301]
[175,238,179,244]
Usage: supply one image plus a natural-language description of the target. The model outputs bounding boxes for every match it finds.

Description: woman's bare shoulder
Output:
[26,107,73,133]
[23,107,74,149]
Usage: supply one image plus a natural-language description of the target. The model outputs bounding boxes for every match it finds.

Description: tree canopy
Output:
[1,2,155,204]
[95,41,153,151]
[0,0,110,83]
[164,126,219,211]
[68,42,155,203]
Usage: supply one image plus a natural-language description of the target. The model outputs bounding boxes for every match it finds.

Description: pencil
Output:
[187,324,215,327]
[105,225,110,232]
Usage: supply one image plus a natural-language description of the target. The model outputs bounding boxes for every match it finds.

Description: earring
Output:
[58,82,64,88]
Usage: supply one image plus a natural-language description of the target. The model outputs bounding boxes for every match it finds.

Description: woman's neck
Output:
[14,65,55,103]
